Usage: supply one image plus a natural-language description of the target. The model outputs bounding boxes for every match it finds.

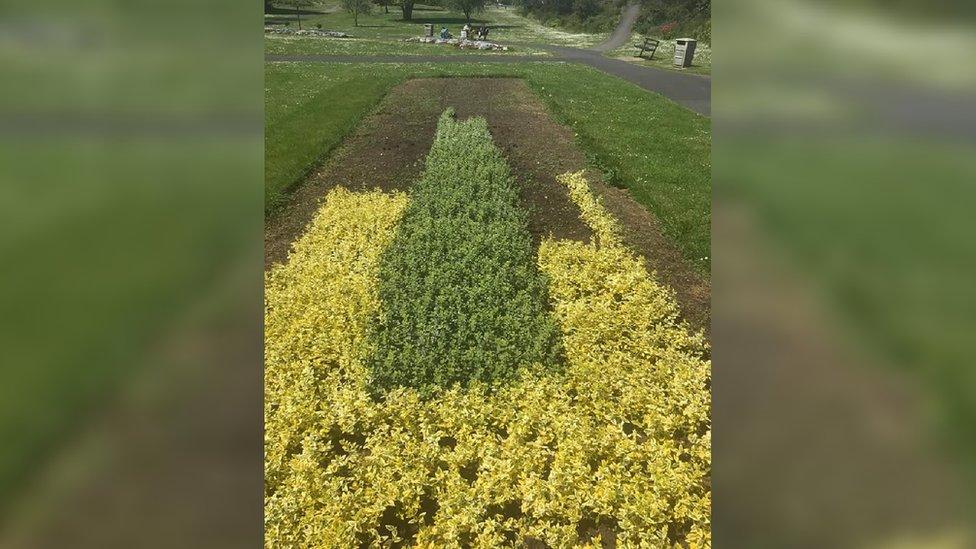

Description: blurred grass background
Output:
[0,0,263,546]
[713,0,976,545]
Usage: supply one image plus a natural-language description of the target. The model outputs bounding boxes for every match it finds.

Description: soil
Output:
[263,85,438,268]
[588,181,710,332]
[265,77,709,332]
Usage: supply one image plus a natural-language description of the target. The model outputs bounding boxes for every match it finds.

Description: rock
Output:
[405,36,509,51]
[265,27,350,38]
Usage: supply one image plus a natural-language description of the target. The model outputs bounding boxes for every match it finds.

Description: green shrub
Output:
[367,109,562,396]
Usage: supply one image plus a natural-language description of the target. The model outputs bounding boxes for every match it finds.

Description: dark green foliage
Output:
[515,0,624,33]
[367,109,562,396]
[446,0,488,23]
[636,0,710,43]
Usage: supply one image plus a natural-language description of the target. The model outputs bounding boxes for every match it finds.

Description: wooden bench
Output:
[634,37,660,59]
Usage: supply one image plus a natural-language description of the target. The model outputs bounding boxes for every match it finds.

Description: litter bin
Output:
[424,23,434,37]
[673,38,697,67]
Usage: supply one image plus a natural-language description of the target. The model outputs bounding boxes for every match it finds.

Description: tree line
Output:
[267,0,709,38]
[267,0,491,23]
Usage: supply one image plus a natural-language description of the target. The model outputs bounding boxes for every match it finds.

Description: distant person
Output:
[439,27,451,39]
[461,23,471,39]
[478,25,490,40]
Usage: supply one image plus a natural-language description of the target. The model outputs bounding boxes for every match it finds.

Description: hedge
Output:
[366,109,562,396]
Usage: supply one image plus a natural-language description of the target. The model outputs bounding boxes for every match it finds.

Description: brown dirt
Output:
[265,77,709,332]
[412,78,594,247]
[588,181,710,332]
[263,85,439,268]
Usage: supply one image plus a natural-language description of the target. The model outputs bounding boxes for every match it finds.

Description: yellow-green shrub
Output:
[265,187,410,497]
[265,179,711,547]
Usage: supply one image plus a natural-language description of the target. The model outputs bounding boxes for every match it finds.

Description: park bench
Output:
[634,36,660,59]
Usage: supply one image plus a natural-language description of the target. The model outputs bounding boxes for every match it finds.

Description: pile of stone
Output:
[406,36,509,51]
[265,27,350,38]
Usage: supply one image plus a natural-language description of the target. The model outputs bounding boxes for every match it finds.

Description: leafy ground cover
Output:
[368,110,561,395]
[265,61,710,271]
[264,164,710,545]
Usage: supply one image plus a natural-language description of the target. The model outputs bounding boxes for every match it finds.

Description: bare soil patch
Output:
[264,86,438,268]
[413,78,594,247]
[265,77,709,331]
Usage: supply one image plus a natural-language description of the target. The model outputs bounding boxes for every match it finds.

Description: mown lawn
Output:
[266,4,606,48]
[265,61,711,272]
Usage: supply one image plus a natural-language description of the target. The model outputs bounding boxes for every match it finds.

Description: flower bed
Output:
[265,126,710,547]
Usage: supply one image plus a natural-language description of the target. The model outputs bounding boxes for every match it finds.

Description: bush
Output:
[634,0,711,43]
[366,109,562,396]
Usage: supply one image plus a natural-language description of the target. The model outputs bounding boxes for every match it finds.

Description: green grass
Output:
[264,65,398,211]
[367,109,561,395]
[606,36,712,76]
[484,7,609,47]
[265,61,710,271]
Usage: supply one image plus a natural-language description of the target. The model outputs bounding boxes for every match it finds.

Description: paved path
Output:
[592,3,641,52]
[545,46,710,115]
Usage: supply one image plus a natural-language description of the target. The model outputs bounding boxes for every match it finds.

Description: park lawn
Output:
[265,61,710,272]
[266,3,607,48]
[267,2,493,41]
[264,36,550,56]
[606,35,712,76]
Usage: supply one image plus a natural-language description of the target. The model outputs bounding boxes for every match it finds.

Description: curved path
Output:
[542,46,710,115]
[591,2,641,52]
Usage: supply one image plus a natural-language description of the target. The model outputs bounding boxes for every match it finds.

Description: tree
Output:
[447,0,487,23]
[343,0,373,25]
[401,0,415,21]
[279,0,314,30]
